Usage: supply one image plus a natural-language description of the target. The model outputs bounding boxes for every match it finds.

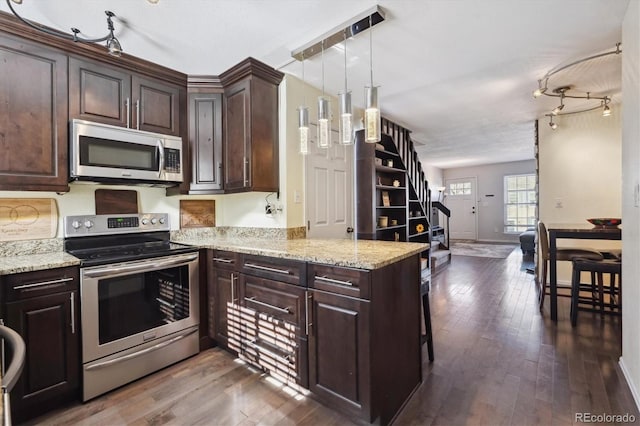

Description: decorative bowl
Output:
[587,218,621,229]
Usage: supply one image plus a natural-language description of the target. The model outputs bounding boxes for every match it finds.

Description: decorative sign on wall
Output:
[0,198,58,241]
[180,200,216,228]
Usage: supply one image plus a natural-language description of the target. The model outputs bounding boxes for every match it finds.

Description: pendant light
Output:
[317,40,331,149]
[298,55,310,155]
[338,30,353,145]
[364,15,380,143]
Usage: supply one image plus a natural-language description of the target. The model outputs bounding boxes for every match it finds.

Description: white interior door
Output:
[445,177,478,240]
[305,125,354,239]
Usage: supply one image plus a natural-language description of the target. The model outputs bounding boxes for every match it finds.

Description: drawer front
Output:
[308,264,370,299]
[241,334,308,389]
[3,267,79,301]
[241,254,306,286]
[241,275,306,330]
[211,250,239,270]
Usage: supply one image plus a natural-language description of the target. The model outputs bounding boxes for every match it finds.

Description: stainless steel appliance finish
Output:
[64,213,199,401]
[70,119,183,186]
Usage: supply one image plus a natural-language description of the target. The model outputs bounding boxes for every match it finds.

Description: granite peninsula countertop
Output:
[0,252,80,275]
[172,237,429,270]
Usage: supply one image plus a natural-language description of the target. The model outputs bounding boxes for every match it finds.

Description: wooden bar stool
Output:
[537,221,604,311]
[570,258,621,326]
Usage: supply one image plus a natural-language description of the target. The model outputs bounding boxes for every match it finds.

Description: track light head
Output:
[533,79,547,98]
[602,98,611,117]
[548,115,558,130]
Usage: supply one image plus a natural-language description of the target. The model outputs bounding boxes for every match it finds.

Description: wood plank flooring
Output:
[29,250,637,425]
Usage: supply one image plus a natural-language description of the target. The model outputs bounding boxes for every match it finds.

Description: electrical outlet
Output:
[555,198,563,208]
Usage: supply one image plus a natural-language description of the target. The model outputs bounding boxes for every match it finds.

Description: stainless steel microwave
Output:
[70,119,183,186]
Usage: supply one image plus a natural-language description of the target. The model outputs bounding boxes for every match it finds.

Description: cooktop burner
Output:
[63,213,198,266]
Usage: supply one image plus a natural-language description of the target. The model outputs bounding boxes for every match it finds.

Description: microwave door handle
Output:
[157,139,165,178]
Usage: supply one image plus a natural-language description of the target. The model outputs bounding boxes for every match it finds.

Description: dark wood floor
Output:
[30,250,637,425]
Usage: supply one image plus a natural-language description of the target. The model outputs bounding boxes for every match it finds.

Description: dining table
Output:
[547,223,622,322]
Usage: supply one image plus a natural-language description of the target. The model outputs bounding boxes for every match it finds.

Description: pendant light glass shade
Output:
[317,97,330,148]
[339,91,353,145]
[364,86,380,143]
[298,106,309,155]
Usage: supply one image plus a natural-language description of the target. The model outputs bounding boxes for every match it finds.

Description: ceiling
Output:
[1,0,628,169]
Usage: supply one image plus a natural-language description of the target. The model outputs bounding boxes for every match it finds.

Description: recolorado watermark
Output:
[575,412,636,423]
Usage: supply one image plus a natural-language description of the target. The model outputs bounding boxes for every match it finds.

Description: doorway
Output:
[305,125,354,239]
[445,177,478,240]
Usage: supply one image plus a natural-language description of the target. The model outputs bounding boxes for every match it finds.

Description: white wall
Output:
[443,160,536,242]
[621,0,640,410]
[538,105,623,282]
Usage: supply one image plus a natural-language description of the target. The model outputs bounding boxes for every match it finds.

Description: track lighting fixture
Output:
[534,43,621,119]
[548,114,557,130]
[6,0,123,56]
[533,79,548,98]
[602,97,611,117]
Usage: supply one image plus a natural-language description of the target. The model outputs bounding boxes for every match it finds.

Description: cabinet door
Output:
[308,289,371,421]
[6,291,79,421]
[209,267,240,351]
[133,75,181,136]
[0,35,69,192]
[69,57,131,128]
[223,79,251,191]
[189,92,223,192]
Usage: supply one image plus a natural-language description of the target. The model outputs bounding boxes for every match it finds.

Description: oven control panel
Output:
[64,213,170,237]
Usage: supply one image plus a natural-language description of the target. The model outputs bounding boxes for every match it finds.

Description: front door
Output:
[445,177,478,240]
[305,125,354,239]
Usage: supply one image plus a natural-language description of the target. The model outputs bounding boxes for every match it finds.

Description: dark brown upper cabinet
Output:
[220,58,283,193]
[69,57,183,137]
[0,34,69,192]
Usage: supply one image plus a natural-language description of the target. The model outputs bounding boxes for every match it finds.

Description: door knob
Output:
[346,227,354,233]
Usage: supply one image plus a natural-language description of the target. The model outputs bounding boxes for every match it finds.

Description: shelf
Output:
[377,205,406,209]
[375,148,401,158]
[409,215,427,220]
[409,231,430,238]
[376,185,406,190]
[375,164,405,173]
[376,224,406,232]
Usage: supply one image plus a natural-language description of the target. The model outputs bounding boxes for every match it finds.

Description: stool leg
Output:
[597,271,605,317]
[571,266,580,327]
[422,293,434,362]
[539,259,548,311]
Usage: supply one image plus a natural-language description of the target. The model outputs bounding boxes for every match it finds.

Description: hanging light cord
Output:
[321,40,325,96]
[344,30,348,92]
[369,14,374,87]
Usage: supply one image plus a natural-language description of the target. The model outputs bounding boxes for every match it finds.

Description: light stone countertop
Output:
[0,252,80,275]
[172,237,429,269]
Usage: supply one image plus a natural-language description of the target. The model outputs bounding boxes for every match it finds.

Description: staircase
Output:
[380,118,451,276]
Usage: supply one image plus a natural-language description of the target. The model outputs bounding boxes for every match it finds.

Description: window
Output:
[449,181,471,195]
[504,174,537,233]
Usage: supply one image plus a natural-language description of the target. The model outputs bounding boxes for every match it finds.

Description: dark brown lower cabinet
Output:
[1,267,80,423]
[207,250,240,352]
[308,289,371,420]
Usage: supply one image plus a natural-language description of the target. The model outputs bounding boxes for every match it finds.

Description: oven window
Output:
[98,266,189,345]
[79,136,158,171]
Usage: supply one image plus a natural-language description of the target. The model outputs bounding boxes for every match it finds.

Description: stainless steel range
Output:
[64,213,199,401]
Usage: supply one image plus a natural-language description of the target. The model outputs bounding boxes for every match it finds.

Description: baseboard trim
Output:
[619,357,640,411]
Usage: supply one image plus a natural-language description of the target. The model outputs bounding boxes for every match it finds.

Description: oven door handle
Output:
[84,327,198,371]
[83,253,198,279]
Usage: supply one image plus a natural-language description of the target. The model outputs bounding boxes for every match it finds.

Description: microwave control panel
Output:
[164,148,181,173]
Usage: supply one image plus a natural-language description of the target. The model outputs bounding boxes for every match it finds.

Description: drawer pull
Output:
[155,298,176,309]
[315,275,353,287]
[13,277,74,291]
[245,297,292,314]
[245,263,292,275]
[245,339,294,366]
[212,257,233,264]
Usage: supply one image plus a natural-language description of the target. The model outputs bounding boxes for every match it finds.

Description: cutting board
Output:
[95,189,139,215]
[180,200,215,228]
[0,198,58,241]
